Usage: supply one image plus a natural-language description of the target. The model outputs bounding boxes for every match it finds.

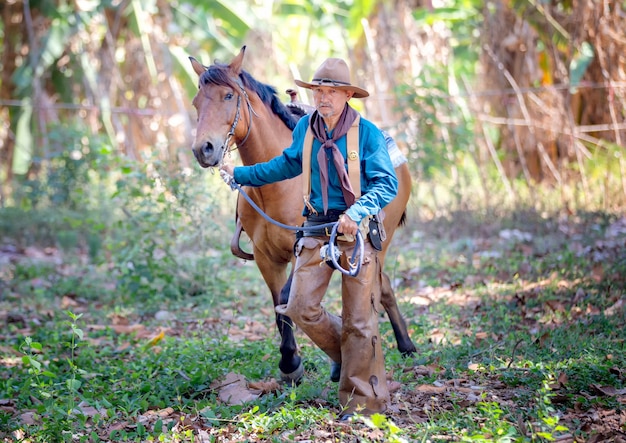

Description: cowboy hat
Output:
[295,58,369,99]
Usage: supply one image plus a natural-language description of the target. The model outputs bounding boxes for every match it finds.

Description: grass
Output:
[1,199,625,441]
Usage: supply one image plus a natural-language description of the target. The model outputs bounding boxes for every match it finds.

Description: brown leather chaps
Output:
[275,236,390,415]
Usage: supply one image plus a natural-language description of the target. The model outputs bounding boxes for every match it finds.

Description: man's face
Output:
[312,86,352,120]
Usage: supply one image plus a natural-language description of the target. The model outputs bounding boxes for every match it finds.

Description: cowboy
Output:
[220,57,397,420]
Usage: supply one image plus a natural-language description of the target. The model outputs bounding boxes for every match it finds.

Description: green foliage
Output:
[361,413,409,443]
[15,312,89,442]
[398,0,482,182]
[460,401,518,442]
[9,0,115,173]
[3,205,624,441]
[103,157,234,304]
[397,65,474,179]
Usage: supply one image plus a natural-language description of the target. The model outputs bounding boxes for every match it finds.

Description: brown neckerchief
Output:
[310,104,358,214]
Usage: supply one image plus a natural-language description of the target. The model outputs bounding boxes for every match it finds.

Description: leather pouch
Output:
[368,217,383,251]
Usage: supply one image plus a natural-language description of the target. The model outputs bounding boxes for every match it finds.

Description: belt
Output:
[302,220,336,237]
[302,212,342,238]
[305,210,344,223]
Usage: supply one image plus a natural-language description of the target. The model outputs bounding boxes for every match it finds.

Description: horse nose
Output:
[202,141,214,156]
[192,141,213,158]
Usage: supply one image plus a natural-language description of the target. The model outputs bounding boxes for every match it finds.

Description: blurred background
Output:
[0,0,625,268]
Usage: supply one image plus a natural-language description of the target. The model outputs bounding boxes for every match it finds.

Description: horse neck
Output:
[236,97,293,166]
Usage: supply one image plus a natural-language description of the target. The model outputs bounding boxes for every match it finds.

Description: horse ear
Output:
[229,45,247,74]
[189,57,207,77]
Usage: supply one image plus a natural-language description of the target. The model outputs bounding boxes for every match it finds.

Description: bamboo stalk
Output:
[595,42,626,198]
[23,0,49,176]
[361,18,391,127]
[462,77,513,203]
[436,105,462,207]
[483,44,562,184]
[477,115,626,134]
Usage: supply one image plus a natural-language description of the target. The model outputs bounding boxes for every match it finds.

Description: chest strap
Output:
[302,115,361,215]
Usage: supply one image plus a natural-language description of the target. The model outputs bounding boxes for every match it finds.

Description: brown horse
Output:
[190,46,416,383]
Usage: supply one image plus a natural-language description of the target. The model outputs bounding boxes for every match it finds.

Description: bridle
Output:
[222,77,258,159]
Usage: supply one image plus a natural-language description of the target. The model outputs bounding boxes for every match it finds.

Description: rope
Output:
[226,178,364,276]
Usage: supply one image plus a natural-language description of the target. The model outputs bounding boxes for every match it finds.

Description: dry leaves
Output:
[210,372,282,406]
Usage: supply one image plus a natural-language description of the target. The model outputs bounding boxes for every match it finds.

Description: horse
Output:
[189,46,416,383]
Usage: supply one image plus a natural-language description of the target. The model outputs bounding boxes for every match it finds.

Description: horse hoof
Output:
[330,361,341,382]
[280,361,304,385]
[400,345,417,357]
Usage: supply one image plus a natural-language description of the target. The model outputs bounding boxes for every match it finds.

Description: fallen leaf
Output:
[546,300,566,313]
[109,314,129,326]
[61,295,80,308]
[75,404,106,418]
[591,263,604,282]
[604,298,624,316]
[415,384,447,394]
[590,384,617,396]
[88,324,145,335]
[467,363,482,371]
[248,379,281,394]
[474,331,489,340]
[212,372,260,405]
[387,381,402,393]
[19,411,37,425]
[108,420,130,431]
[407,365,437,376]
[138,407,175,425]
[146,330,165,347]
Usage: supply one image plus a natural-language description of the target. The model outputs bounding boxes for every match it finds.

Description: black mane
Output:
[200,63,300,131]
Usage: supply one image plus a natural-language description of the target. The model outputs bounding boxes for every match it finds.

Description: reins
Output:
[224,177,364,277]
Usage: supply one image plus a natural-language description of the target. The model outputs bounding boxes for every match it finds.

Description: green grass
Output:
[1,205,625,442]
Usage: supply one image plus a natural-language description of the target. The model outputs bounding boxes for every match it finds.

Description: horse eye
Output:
[225,92,234,100]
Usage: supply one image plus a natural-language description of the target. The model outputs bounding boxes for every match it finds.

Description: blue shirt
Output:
[233,112,398,224]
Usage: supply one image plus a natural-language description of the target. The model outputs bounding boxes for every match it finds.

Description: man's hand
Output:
[219,164,236,188]
[337,213,358,236]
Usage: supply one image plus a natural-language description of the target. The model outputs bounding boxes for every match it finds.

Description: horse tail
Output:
[399,211,407,227]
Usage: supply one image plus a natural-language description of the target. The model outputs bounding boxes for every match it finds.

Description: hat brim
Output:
[294,79,369,99]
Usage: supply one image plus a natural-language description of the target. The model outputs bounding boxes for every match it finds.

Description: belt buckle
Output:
[325,226,332,237]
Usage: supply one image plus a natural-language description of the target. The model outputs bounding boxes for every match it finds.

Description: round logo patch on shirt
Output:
[348,151,358,161]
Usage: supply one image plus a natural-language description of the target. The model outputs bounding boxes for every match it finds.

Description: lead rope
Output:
[222,175,364,277]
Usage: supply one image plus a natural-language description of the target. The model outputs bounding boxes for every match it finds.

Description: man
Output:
[220,58,397,419]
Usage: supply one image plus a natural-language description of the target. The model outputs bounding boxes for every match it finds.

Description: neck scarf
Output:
[310,105,358,214]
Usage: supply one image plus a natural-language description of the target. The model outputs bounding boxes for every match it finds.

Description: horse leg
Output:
[276,271,303,383]
[381,270,417,356]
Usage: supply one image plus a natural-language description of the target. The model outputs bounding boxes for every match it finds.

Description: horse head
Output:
[190,46,251,168]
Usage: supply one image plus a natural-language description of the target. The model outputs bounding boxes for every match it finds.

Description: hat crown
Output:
[312,58,351,85]
[294,57,369,98]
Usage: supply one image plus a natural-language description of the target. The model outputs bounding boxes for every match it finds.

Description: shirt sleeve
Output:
[344,121,398,224]
[233,118,308,186]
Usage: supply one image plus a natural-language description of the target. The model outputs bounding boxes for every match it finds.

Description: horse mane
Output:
[200,63,300,131]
